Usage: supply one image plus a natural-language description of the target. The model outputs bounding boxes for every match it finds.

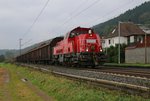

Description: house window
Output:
[108,40,111,44]
[137,36,143,43]
[130,36,134,43]
[139,37,143,43]
[139,38,141,43]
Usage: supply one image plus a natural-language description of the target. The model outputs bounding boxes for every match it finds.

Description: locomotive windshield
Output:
[69,29,94,38]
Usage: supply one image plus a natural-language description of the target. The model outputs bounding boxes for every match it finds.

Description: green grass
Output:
[0,63,150,101]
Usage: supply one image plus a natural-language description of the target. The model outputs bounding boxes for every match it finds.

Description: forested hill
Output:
[93,1,150,35]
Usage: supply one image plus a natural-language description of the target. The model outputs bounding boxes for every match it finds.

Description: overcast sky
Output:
[0,0,149,49]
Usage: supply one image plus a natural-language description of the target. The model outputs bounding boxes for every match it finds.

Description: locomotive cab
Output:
[73,27,105,66]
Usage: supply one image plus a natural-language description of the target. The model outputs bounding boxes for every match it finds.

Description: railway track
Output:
[18,63,150,98]
[84,67,150,78]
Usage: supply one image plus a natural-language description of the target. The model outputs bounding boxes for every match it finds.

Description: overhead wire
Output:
[69,0,89,16]
[50,0,102,35]
[61,0,101,26]
[21,0,51,39]
[21,39,32,47]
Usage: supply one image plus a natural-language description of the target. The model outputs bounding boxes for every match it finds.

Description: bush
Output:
[105,44,126,63]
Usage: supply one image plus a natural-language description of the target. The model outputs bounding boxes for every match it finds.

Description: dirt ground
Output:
[0,68,54,101]
[0,68,11,101]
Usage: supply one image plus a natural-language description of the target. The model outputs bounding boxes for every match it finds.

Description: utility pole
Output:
[145,32,147,64]
[118,21,121,64]
[19,38,22,56]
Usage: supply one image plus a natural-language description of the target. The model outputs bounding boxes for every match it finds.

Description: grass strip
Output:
[0,63,150,101]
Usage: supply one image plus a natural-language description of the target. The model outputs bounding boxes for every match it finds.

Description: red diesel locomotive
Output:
[53,27,106,67]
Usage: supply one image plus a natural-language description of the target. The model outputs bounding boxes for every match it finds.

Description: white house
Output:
[102,22,146,49]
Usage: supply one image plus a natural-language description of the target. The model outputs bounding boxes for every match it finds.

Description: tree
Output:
[5,51,14,59]
[0,55,5,62]
[5,51,15,62]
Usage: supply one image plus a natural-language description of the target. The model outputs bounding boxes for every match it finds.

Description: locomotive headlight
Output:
[86,48,89,52]
[100,48,103,52]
